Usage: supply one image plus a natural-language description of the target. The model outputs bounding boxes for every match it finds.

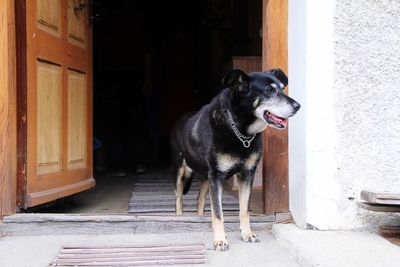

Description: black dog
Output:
[170,69,300,251]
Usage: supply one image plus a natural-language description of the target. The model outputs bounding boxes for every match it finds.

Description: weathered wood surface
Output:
[50,243,206,266]
[379,226,400,246]
[262,0,289,214]
[57,251,205,258]
[361,190,400,205]
[357,202,400,213]
[0,0,17,217]
[379,226,400,238]
[62,243,205,249]
[15,0,28,210]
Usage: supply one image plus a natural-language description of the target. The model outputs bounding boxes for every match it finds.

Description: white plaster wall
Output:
[288,0,308,229]
[289,0,400,229]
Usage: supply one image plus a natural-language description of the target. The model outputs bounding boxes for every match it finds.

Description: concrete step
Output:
[272,224,400,267]
[0,232,301,267]
[1,213,276,236]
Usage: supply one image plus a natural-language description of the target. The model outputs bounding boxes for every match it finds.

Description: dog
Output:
[170,68,300,251]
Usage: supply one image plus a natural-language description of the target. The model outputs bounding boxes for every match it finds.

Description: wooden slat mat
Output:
[361,190,400,205]
[49,243,206,266]
[128,173,239,213]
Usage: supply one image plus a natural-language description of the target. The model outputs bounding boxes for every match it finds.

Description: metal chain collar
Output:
[225,109,256,148]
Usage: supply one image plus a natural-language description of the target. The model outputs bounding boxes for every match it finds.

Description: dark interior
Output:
[29,0,262,213]
[93,0,262,174]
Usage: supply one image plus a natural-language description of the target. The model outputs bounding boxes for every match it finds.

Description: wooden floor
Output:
[30,168,264,215]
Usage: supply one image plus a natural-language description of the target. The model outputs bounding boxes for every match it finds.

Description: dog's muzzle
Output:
[264,111,288,129]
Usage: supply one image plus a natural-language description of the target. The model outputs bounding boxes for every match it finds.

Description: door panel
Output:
[67,69,87,170]
[24,0,94,208]
[36,0,61,36]
[36,61,62,175]
[67,0,86,47]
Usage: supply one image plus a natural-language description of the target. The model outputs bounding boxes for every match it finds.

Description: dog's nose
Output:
[293,101,301,112]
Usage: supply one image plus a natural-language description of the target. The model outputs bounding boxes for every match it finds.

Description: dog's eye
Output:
[265,86,275,93]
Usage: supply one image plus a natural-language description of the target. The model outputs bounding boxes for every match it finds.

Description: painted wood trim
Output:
[26,177,95,207]
[262,0,289,214]
[0,0,17,217]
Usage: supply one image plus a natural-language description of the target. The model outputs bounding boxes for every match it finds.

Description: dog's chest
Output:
[247,118,268,135]
[215,152,260,173]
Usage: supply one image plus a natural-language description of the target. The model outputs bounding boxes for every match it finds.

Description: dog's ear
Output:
[222,69,250,95]
[269,68,288,88]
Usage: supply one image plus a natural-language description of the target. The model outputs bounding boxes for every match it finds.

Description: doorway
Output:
[26,0,264,214]
[92,0,262,174]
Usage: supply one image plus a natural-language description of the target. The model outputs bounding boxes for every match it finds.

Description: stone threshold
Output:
[0,213,287,236]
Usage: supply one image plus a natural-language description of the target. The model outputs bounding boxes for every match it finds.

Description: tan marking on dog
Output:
[238,180,251,234]
[176,160,193,215]
[237,179,259,242]
[184,163,193,177]
[245,153,259,170]
[175,160,188,215]
[210,194,228,250]
[247,118,267,135]
[175,165,184,215]
[197,180,209,216]
[252,97,260,108]
[217,153,239,172]
[270,83,277,88]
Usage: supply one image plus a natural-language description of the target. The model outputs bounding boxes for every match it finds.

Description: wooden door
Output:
[22,0,94,208]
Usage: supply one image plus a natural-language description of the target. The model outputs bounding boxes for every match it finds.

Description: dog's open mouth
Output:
[264,111,288,129]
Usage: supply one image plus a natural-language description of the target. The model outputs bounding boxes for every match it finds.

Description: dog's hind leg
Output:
[197,179,209,216]
[237,174,259,243]
[175,165,185,215]
[175,160,193,215]
[209,178,229,251]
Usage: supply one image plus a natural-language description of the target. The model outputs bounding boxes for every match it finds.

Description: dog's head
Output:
[222,68,300,130]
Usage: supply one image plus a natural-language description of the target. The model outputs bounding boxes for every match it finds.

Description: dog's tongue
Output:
[270,113,288,128]
[280,118,288,128]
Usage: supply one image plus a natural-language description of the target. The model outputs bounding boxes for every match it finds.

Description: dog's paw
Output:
[241,232,260,243]
[213,239,229,251]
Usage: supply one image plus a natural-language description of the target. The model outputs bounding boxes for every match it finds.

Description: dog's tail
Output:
[183,176,194,195]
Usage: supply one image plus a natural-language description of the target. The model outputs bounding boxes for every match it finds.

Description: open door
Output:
[19,0,94,208]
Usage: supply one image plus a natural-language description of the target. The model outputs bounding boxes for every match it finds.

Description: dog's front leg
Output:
[197,179,209,216]
[209,177,229,251]
[237,174,259,242]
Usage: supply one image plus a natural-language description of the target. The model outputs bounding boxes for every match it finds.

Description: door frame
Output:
[15,0,27,211]
[0,0,289,217]
[262,0,289,214]
[0,0,17,217]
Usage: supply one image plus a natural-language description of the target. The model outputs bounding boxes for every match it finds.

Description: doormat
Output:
[49,243,206,266]
[128,173,239,213]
